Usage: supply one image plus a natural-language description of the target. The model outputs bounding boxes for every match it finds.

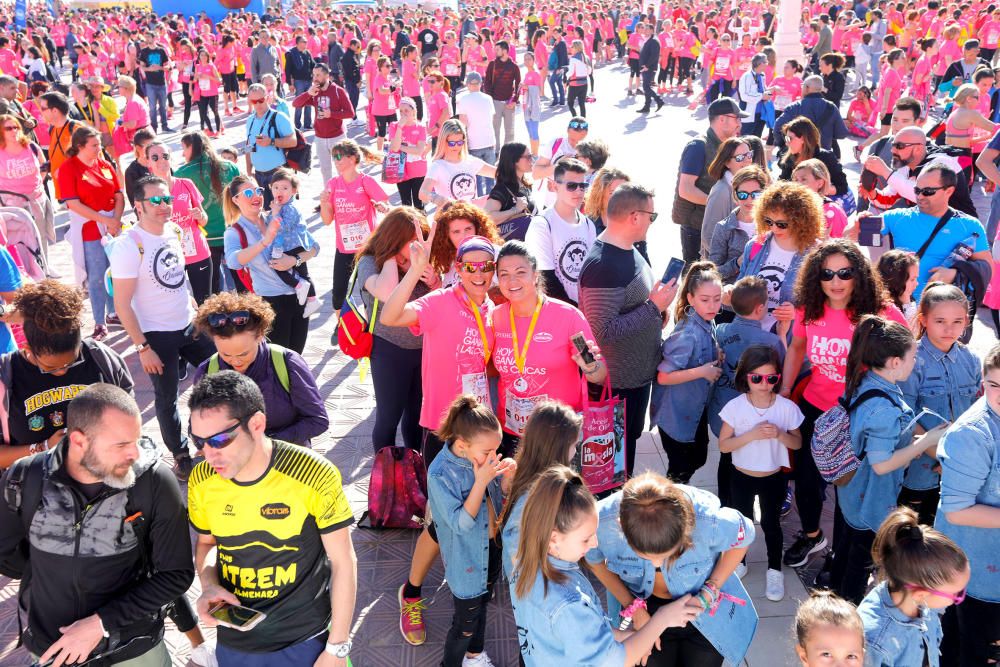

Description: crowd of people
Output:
[0,0,998,666]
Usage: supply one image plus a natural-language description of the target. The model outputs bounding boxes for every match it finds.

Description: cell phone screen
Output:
[210,603,266,630]
[662,258,684,285]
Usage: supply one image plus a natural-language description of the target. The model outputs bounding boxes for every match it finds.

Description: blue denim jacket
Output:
[934,396,1000,602]
[512,555,626,666]
[653,314,718,441]
[708,316,785,436]
[427,444,504,599]
[898,339,981,491]
[501,493,527,582]
[735,233,807,324]
[708,209,751,284]
[840,372,916,531]
[859,582,943,667]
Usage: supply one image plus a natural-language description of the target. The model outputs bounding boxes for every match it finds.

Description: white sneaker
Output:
[462,653,496,667]
[302,299,322,317]
[294,279,310,305]
[733,562,748,579]
[190,642,218,667]
[766,568,785,601]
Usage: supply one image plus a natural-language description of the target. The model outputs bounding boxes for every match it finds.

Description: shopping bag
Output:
[575,376,627,494]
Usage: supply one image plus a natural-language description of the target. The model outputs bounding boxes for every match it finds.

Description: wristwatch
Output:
[134,341,150,353]
[324,641,351,658]
[295,255,304,267]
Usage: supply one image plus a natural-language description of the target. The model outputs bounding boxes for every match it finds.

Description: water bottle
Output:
[941,232,979,268]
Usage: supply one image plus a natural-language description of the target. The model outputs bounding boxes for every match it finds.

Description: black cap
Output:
[708,97,751,119]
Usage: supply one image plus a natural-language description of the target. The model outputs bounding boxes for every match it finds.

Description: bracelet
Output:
[619,597,647,619]
[696,588,714,611]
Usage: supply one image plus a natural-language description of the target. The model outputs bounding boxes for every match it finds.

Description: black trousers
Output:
[644,594,724,667]
[793,397,827,535]
[832,522,876,604]
[441,542,501,667]
[209,245,226,295]
[717,452,734,507]
[371,336,423,452]
[185,256,213,305]
[897,485,940,527]
[198,94,221,132]
[397,177,424,210]
[613,383,651,478]
[567,84,587,117]
[940,595,1000,666]
[731,469,786,570]
[263,293,309,353]
[659,408,709,484]
[181,82,193,126]
[640,70,662,110]
[332,249,354,310]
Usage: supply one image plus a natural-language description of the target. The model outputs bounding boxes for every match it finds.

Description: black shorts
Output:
[222,72,238,93]
[628,58,641,77]
[881,112,892,126]
[375,113,397,137]
[237,71,246,82]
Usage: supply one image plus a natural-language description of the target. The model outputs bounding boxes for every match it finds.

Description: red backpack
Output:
[358,447,428,530]
[231,222,256,294]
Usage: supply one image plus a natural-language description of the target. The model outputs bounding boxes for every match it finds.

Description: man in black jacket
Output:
[0,384,193,666]
[285,37,316,130]
[636,23,663,113]
[341,39,362,121]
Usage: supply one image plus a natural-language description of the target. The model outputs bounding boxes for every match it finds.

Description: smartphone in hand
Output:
[662,257,685,285]
[571,332,595,365]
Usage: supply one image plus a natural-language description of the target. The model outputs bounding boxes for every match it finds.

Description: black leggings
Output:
[659,57,676,84]
[731,469,786,571]
[413,94,424,121]
[371,336,423,451]
[181,82,193,126]
[659,408,709,484]
[567,84,587,117]
[897,485,940,527]
[185,257,213,305]
[375,113,397,138]
[793,397,827,535]
[262,293,309,353]
[397,176,424,210]
[677,57,695,83]
[941,595,1000,667]
[332,249,354,310]
[209,245,225,294]
[832,522,876,604]
[442,542,501,667]
[644,594,724,667]
[615,384,652,478]
[198,94,221,132]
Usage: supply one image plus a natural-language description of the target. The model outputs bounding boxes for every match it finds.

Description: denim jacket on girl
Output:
[427,443,505,599]
[858,581,944,667]
[500,493,528,582]
[708,209,751,284]
[735,233,807,328]
[898,338,981,491]
[653,313,718,441]
[840,371,917,532]
[512,555,626,667]
[934,396,1000,602]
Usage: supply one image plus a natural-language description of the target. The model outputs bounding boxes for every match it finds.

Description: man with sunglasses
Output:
[110,176,214,481]
[525,158,597,306]
[188,371,357,667]
[243,83,296,209]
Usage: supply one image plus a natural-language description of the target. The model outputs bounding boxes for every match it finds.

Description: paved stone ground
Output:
[1,56,997,667]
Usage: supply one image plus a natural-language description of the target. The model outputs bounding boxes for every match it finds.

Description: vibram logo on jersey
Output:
[260,503,291,519]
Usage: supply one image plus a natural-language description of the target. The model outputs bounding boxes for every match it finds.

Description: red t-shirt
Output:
[57,156,120,241]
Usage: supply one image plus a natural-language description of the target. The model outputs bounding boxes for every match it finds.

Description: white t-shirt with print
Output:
[108,225,196,332]
[757,242,795,331]
[427,155,487,202]
[525,207,596,304]
[718,394,804,473]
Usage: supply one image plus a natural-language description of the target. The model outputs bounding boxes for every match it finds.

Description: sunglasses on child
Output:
[903,583,966,605]
[764,217,789,229]
[748,372,781,385]
[188,418,248,450]
[568,121,589,130]
[456,260,496,274]
[208,310,251,328]
[735,190,763,201]
[141,195,174,206]
[820,267,855,281]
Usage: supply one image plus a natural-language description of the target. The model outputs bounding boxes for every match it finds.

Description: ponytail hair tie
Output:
[900,524,922,541]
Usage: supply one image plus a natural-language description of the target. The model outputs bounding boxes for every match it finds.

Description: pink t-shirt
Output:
[217,45,236,74]
[713,48,735,80]
[0,145,42,195]
[982,20,1000,47]
[195,63,220,97]
[121,97,151,130]
[876,67,904,114]
[427,91,450,137]
[492,299,594,435]
[441,45,462,77]
[402,59,421,97]
[823,200,848,238]
[370,73,395,116]
[388,122,428,179]
[170,177,210,263]
[793,303,908,410]
[325,173,388,253]
[410,285,495,430]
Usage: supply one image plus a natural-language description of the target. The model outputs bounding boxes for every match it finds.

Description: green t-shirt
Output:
[174,157,241,247]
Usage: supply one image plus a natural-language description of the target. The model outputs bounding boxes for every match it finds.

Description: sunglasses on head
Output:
[568,121,588,130]
[446,139,466,147]
[143,195,174,206]
[748,372,781,385]
[456,259,496,274]
[241,187,265,198]
[735,189,763,200]
[148,153,169,162]
[764,217,789,229]
[208,310,251,329]
[914,185,947,197]
[189,419,246,450]
[557,180,589,192]
[820,267,855,281]
[904,583,966,604]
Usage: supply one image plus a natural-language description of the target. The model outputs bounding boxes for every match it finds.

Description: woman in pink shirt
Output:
[387,98,429,209]
[111,75,150,160]
[875,49,907,134]
[657,20,675,93]
[492,241,606,453]
[981,8,1000,62]
[935,26,962,81]
[424,71,452,147]
[194,49,223,137]
[0,114,53,263]
[370,57,398,152]
[709,33,737,103]
[910,38,937,115]
[175,40,197,130]
[363,39,384,103]
[463,33,488,77]
[216,35,241,117]
[401,45,423,120]
[532,31,550,100]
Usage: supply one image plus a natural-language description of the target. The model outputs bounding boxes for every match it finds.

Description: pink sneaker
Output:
[398,584,426,646]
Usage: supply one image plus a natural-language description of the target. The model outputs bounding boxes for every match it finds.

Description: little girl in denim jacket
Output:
[898,284,981,527]
[510,466,700,666]
[834,315,947,604]
[654,261,723,484]
[426,395,516,667]
[858,507,970,667]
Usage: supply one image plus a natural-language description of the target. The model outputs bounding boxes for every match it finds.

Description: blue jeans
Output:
[216,634,325,667]
[293,79,313,128]
[146,83,168,130]
[869,57,882,89]
[345,80,360,119]
[84,239,111,323]
[548,69,565,104]
[469,146,496,196]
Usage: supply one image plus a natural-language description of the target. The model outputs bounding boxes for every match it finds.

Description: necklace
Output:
[748,393,775,418]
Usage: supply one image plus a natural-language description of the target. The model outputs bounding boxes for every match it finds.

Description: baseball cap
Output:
[707,97,751,119]
[465,71,483,85]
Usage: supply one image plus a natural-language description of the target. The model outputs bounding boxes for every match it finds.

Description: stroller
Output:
[0,205,49,281]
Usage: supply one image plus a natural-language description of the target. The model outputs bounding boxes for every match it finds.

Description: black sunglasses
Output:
[556,180,589,192]
[891,141,922,150]
[568,121,588,130]
[189,419,246,450]
[764,217,789,229]
[914,185,948,197]
[208,310,252,328]
[748,372,781,385]
[820,267,855,281]
[735,190,763,201]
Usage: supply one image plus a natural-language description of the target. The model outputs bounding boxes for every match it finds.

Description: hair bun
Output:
[898,523,923,542]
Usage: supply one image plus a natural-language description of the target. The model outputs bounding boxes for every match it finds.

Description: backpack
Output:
[357,446,427,529]
[337,267,378,363]
[206,344,290,394]
[266,111,313,174]
[811,389,894,486]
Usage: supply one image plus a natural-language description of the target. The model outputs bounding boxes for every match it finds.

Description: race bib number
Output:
[462,372,490,407]
[775,94,792,109]
[445,63,459,76]
[715,56,730,71]
[199,78,211,92]
[504,390,547,435]
[339,220,370,252]
[180,226,198,258]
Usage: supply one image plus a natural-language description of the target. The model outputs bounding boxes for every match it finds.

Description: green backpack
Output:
[206,344,290,394]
